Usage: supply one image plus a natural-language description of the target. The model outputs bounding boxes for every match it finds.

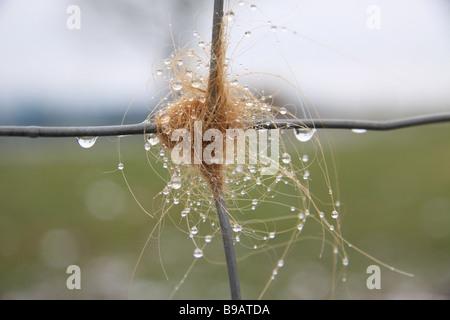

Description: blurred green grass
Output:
[0,124,449,299]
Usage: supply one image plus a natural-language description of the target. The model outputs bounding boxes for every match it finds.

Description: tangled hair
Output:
[152,17,271,196]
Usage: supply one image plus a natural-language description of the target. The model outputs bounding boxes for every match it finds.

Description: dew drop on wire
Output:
[279,107,287,115]
[277,259,285,268]
[76,136,98,149]
[294,128,316,142]
[144,143,151,151]
[351,128,367,134]
[118,163,124,170]
[205,235,212,243]
[190,226,198,235]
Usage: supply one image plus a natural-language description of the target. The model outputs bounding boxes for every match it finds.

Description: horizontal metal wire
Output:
[0,112,449,138]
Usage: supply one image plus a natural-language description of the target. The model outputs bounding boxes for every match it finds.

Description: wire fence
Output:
[1,113,449,138]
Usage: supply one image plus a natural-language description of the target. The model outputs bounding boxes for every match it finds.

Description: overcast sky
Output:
[0,0,449,124]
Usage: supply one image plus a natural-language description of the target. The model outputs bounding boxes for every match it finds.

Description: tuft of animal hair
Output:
[152,18,272,197]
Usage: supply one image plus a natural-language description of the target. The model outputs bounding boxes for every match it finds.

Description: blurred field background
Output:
[0,123,448,299]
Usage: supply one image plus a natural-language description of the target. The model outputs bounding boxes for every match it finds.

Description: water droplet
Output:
[250,4,257,11]
[294,128,316,142]
[233,224,242,232]
[252,199,258,206]
[319,212,325,219]
[172,80,183,91]
[329,225,335,231]
[205,235,212,243]
[193,248,203,258]
[171,175,181,190]
[160,114,170,123]
[146,133,159,146]
[156,69,163,76]
[185,69,193,78]
[226,11,235,21]
[351,128,367,134]
[279,107,287,115]
[181,208,190,217]
[191,78,201,88]
[198,40,205,48]
[190,226,198,235]
[239,0,245,6]
[302,155,309,162]
[333,247,339,254]
[144,143,151,151]
[269,232,275,239]
[77,137,98,149]
[161,124,172,134]
[163,58,171,65]
[244,31,251,38]
[175,59,183,66]
[270,25,277,32]
[342,257,349,266]
[118,163,124,170]
[277,259,284,268]
[297,223,304,231]
[331,210,339,219]
[303,170,310,180]
[290,207,296,212]
[281,153,291,164]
